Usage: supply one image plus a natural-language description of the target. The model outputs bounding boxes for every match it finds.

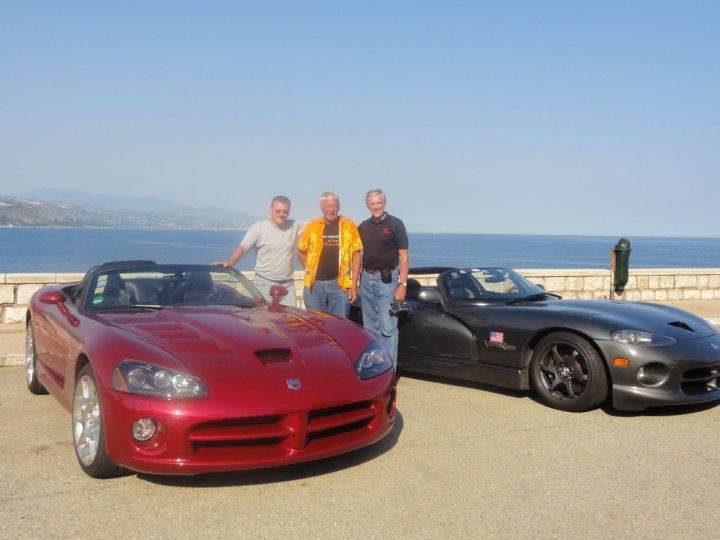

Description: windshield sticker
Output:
[95,275,108,294]
[92,295,103,305]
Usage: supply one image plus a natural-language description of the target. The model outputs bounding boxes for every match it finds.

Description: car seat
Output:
[173,272,215,304]
[95,273,131,307]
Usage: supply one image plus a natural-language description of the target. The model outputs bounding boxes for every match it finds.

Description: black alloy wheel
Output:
[530,332,608,412]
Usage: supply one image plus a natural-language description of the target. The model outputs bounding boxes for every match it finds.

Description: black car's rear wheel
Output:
[72,364,122,478]
[530,332,608,412]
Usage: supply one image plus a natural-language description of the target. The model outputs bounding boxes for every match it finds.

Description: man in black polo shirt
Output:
[358,189,409,370]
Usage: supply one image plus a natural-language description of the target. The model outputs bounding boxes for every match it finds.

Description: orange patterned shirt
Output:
[298,216,363,289]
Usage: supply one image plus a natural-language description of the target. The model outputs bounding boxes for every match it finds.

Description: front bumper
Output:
[612,383,720,411]
[597,334,720,411]
[100,374,396,475]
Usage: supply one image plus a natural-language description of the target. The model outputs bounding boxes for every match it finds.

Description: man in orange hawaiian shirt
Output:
[298,191,363,316]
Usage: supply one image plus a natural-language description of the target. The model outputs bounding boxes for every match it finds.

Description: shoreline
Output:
[3,224,720,240]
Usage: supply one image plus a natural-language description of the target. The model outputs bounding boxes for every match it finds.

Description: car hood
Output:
[95,306,371,379]
[534,299,717,340]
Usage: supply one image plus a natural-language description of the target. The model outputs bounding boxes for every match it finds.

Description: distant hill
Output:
[0,188,261,229]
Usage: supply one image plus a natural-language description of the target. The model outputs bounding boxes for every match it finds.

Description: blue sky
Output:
[2,1,718,236]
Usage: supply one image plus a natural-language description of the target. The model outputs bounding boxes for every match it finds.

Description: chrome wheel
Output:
[73,373,101,466]
[25,322,47,395]
[71,365,121,477]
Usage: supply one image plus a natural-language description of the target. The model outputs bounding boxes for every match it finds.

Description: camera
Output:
[389,300,412,317]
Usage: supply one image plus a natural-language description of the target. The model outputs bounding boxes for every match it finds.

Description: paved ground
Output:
[2,300,720,538]
[2,364,720,538]
[0,323,24,364]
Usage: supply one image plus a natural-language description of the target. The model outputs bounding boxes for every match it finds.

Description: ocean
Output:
[1,227,720,273]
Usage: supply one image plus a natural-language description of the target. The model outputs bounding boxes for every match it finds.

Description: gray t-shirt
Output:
[240,219,303,281]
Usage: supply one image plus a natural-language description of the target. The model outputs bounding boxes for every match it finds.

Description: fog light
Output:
[637,363,669,387]
[131,418,157,442]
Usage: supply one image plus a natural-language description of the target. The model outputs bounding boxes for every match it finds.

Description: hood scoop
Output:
[668,320,695,333]
[255,348,293,363]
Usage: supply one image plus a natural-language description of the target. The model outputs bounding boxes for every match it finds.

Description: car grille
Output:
[187,400,380,461]
[681,365,720,395]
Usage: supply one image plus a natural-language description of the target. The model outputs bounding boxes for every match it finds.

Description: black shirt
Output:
[358,213,409,269]
[315,222,340,281]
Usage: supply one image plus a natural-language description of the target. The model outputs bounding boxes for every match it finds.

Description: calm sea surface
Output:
[1,228,720,273]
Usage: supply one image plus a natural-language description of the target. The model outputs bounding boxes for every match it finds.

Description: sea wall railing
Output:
[3,268,720,325]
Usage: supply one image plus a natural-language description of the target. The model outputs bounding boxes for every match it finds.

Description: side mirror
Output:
[40,291,67,305]
[40,290,79,327]
[418,288,442,305]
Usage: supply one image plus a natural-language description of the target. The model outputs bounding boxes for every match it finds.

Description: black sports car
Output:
[392,267,720,412]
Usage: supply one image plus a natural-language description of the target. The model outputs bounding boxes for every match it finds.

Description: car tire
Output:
[530,332,608,412]
[25,322,48,395]
[72,364,122,478]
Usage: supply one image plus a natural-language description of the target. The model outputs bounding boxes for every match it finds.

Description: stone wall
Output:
[519,269,720,301]
[3,269,720,324]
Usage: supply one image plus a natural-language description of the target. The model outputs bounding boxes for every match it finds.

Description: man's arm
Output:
[395,248,409,301]
[349,250,361,302]
[212,244,247,267]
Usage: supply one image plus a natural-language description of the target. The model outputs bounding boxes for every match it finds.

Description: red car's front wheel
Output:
[72,364,122,478]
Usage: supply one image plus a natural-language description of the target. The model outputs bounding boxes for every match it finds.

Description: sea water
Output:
[1,228,720,273]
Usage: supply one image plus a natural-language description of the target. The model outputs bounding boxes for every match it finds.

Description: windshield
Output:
[83,264,264,311]
[442,268,544,301]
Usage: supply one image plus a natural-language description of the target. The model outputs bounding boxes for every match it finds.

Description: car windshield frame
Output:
[80,263,265,312]
[441,267,545,302]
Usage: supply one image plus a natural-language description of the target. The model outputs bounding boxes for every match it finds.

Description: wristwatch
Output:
[398,281,407,287]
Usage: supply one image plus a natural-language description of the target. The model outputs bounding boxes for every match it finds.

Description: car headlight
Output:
[112,360,207,397]
[354,342,392,380]
[610,330,676,346]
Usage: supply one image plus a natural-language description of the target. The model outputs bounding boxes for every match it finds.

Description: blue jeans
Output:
[360,268,399,369]
[254,275,297,307]
[303,279,350,317]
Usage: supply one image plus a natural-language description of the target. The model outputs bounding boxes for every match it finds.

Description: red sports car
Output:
[25,261,396,478]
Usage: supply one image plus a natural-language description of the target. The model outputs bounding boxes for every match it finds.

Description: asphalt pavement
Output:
[3,361,720,538]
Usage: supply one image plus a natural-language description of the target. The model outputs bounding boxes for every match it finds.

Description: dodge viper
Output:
[390,267,720,412]
[25,261,396,477]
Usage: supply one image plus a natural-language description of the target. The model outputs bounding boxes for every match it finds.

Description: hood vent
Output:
[668,321,695,333]
[254,348,293,363]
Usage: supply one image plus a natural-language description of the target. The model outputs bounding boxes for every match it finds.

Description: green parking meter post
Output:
[612,238,631,295]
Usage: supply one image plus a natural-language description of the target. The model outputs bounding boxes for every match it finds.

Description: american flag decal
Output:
[490,331,504,343]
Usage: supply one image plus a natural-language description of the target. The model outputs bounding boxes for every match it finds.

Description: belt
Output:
[256,274,294,283]
[364,266,397,274]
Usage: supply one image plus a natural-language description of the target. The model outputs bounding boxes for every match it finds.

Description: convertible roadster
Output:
[392,267,720,412]
[26,261,396,478]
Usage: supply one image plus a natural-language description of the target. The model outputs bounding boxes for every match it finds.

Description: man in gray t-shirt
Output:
[213,196,303,306]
